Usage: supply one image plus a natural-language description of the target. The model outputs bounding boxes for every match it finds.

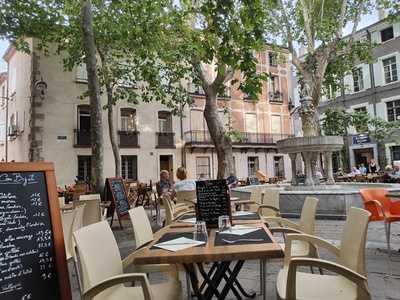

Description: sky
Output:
[0,10,381,73]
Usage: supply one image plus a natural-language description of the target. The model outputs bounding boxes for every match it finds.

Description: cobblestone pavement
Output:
[69,212,400,300]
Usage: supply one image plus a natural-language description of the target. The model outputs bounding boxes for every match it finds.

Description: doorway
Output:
[353,148,373,167]
[160,155,174,180]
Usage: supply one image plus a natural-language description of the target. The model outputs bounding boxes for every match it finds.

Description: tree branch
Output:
[299,0,314,53]
[336,0,348,39]
[278,0,304,73]
[344,0,364,54]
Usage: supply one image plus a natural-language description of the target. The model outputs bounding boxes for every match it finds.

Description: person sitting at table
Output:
[359,163,367,175]
[349,166,361,176]
[174,167,196,192]
[156,170,172,197]
[226,172,239,188]
[198,173,208,180]
[368,159,378,173]
[393,165,400,177]
[336,168,344,176]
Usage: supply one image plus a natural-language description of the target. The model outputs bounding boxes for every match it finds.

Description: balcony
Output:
[74,129,91,147]
[119,131,139,148]
[184,130,292,146]
[269,91,283,103]
[156,132,175,148]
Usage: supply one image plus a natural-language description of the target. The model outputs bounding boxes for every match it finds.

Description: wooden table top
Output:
[132,223,283,265]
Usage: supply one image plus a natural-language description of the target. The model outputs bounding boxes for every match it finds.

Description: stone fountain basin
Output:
[232,183,400,219]
[276,136,344,153]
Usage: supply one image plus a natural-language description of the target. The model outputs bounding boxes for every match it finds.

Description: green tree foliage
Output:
[322,108,400,142]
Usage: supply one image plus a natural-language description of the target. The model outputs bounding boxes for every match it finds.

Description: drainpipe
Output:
[366,29,377,117]
[5,62,9,162]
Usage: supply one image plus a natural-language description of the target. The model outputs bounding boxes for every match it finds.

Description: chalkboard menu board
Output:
[105,178,130,228]
[195,180,231,228]
[0,163,71,300]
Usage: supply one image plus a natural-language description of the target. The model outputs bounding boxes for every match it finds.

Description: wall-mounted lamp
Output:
[35,77,48,99]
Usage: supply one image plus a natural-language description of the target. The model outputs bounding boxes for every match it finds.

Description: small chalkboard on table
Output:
[195,179,231,228]
[105,177,131,229]
[0,162,72,300]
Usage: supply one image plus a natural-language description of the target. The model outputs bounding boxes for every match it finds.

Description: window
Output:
[247,156,259,177]
[269,52,277,67]
[383,56,398,84]
[381,26,394,42]
[352,67,364,92]
[77,156,91,181]
[76,64,88,81]
[354,106,367,113]
[196,157,210,179]
[1,86,5,107]
[269,76,281,101]
[274,156,285,178]
[218,110,230,130]
[121,108,136,131]
[387,100,400,122]
[121,155,137,180]
[391,146,400,161]
[245,114,257,133]
[158,111,172,132]
[78,105,91,131]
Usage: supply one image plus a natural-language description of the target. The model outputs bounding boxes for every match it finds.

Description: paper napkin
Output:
[218,225,261,236]
[153,237,205,252]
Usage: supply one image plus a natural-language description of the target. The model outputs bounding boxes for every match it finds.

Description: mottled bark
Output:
[203,90,234,179]
[105,84,121,177]
[80,0,104,193]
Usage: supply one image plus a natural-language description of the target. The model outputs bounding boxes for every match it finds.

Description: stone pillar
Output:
[302,152,314,186]
[289,153,297,185]
[325,151,335,185]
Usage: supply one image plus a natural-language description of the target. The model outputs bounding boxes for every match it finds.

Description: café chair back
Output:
[360,188,400,257]
[76,194,102,227]
[73,221,182,300]
[58,196,65,208]
[129,206,153,249]
[175,190,196,207]
[258,189,280,218]
[276,207,371,300]
[265,196,319,258]
[73,204,86,233]
[61,209,77,260]
[163,194,194,226]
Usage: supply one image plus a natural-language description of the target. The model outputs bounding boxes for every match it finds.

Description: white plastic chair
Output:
[76,194,102,226]
[61,209,77,260]
[276,207,371,300]
[265,196,319,258]
[73,221,182,300]
[128,206,154,249]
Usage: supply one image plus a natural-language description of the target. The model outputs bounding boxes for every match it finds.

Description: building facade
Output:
[0,39,293,186]
[317,17,400,169]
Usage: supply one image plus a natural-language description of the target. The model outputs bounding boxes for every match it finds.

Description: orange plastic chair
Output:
[360,188,400,257]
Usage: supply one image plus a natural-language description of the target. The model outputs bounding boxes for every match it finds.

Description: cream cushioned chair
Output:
[73,221,182,300]
[265,196,319,258]
[276,207,371,300]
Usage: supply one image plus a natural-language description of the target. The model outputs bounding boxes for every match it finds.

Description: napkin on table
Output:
[153,237,205,252]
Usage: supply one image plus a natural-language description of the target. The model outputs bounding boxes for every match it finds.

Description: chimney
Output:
[378,8,387,20]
